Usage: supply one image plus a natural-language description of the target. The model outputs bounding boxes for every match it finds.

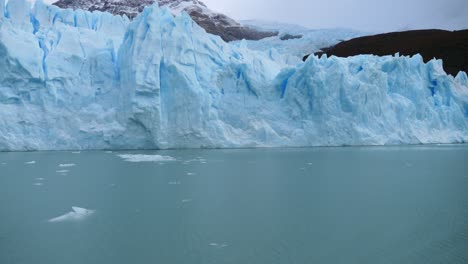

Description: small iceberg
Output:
[118,154,176,163]
[59,164,76,167]
[48,207,95,223]
[25,161,36,165]
[168,181,181,185]
[209,242,229,248]
[33,182,43,186]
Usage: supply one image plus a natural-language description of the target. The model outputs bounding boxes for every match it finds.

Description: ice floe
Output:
[59,164,76,167]
[209,242,229,248]
[168,181,182,185]
[48,207,95,223]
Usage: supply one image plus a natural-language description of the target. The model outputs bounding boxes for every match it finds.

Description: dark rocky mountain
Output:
[303,29,468,76]
[53,0,278,42]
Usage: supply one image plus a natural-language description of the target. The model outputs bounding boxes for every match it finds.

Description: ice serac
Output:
[0,0,4,19]
[0,3,466,151]
[5,0,32,32]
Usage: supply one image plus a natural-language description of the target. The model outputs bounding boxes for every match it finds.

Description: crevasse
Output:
[0,0,466,151]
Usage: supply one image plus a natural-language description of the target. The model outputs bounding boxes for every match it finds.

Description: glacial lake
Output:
[0,145,467,264]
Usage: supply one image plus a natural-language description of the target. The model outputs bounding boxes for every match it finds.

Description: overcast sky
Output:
[37,0,468,32]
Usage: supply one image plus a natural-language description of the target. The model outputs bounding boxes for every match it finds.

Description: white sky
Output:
[31,0,468,32]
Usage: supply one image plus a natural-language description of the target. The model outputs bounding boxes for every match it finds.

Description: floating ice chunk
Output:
[33,182,43,186]
[25,161,36,165]
[307,163,313,165]
[48,207,95,223]
[118,154,176,163]
[56,170,69,173]
[72,151,81,154]
[186,172,196,176]
[105,151,113,154]
[209,242,228,248]
[168,181,181,185]
[36,178,44,181]
[59,164,76,167]
[182,199,192,203]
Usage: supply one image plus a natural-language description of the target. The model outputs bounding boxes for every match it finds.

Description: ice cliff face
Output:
[0,1,467,151]
[53,0,278,41]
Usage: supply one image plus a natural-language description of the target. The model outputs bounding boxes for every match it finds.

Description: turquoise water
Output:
[0,145,467,263]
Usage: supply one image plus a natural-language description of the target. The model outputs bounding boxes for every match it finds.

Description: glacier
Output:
[0,0,467,151]
[236,20,366,59]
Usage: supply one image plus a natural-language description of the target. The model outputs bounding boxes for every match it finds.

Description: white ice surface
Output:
[48,207,95,223]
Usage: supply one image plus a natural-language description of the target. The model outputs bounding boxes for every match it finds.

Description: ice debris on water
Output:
[118,154,176,162]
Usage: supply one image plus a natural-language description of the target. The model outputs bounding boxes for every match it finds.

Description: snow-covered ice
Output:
[0,2,466,151]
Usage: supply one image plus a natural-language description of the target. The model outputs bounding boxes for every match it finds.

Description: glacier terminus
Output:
[0,0,467,151]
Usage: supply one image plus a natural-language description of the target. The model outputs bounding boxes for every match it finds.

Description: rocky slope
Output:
[53,0,278,41]
[304,29,468,76]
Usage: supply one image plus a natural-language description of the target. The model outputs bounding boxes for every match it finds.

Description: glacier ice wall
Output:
[0,2,467,151]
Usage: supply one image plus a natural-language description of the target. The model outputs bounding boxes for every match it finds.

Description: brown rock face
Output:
[304,29,468,76]
[53,0,278,42]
